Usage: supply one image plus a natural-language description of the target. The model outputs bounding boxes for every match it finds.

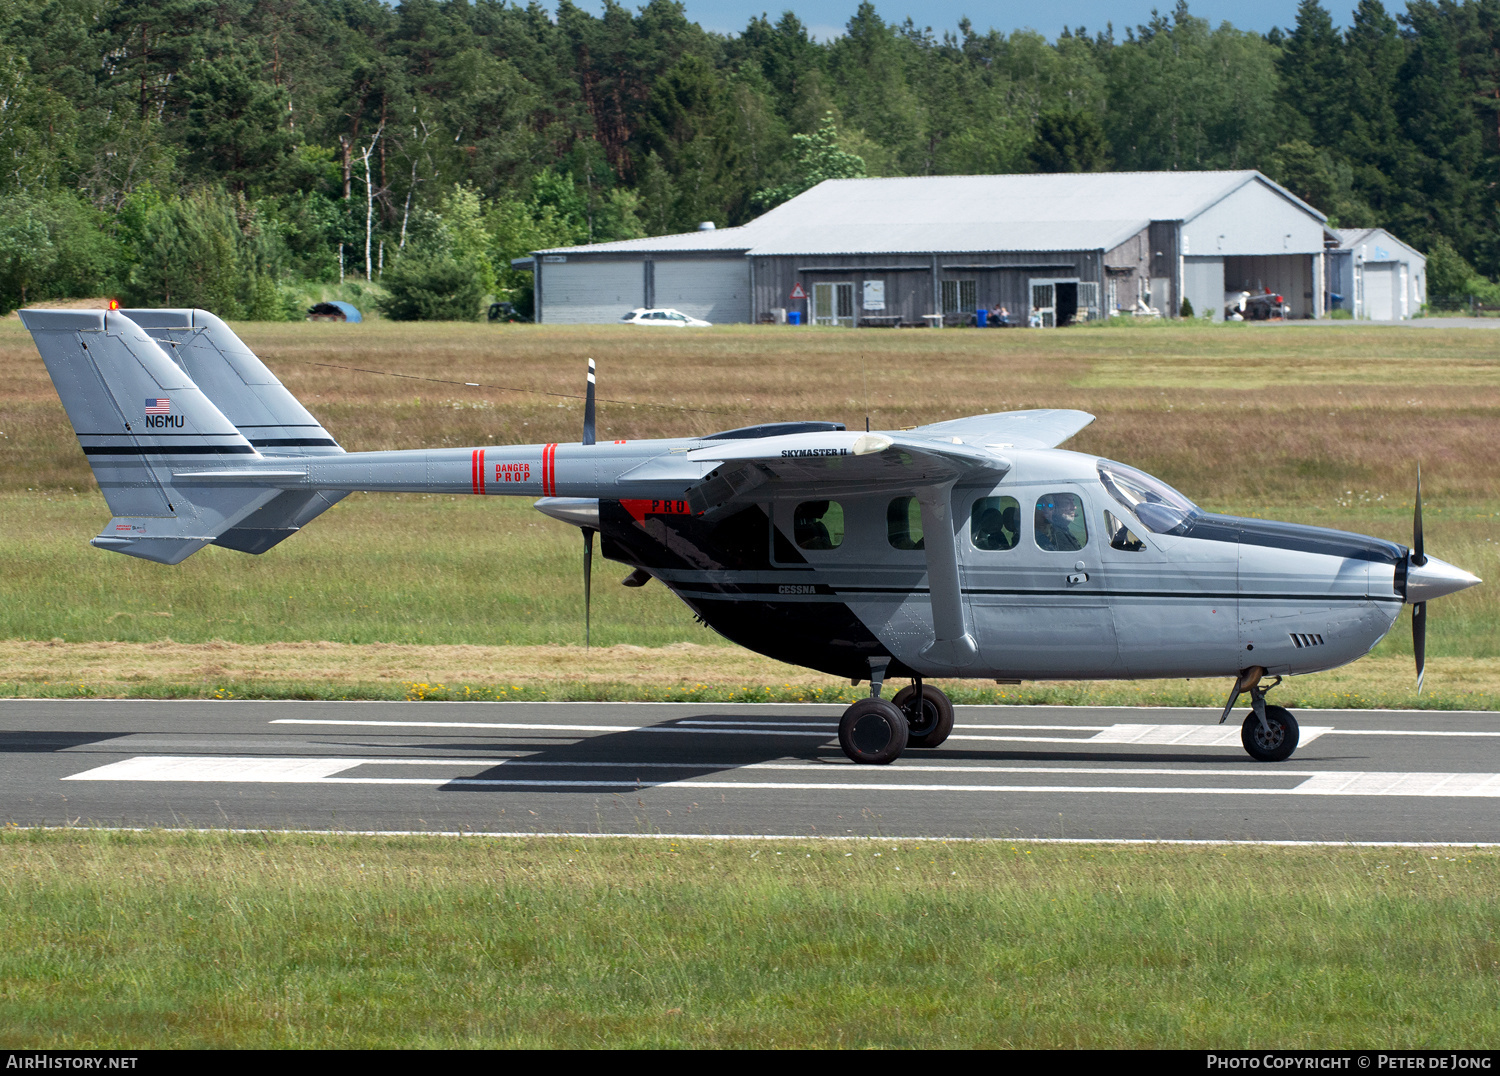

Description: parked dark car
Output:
[488,302,531,323]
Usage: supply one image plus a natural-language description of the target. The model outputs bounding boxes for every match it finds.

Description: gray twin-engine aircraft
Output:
[22,307,1481,766]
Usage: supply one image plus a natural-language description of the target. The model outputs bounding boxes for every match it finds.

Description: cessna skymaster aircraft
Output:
[22,307,1482,766]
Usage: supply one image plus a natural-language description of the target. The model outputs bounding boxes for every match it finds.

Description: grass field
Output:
[4,320,1499,1049]
[1,317,1496,700]
[2,830,1497,1048]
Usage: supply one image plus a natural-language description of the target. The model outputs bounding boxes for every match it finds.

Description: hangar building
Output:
[517,171,1334,325]
[1326,227,1427,321]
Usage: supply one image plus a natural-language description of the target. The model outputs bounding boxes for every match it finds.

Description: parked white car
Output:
[620,308,712,327]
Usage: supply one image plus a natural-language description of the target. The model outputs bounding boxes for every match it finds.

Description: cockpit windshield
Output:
[1096,460,1201,534]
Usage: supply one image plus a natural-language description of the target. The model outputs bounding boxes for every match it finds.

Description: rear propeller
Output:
[582,358,596,648]
[1412,464,1426,693]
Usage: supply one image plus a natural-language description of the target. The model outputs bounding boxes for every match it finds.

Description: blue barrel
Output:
[976,309,987,327]
[788,311,801,325]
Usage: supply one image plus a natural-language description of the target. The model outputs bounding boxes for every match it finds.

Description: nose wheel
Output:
[1241,704,1299,762]
[1221,668,1299,761]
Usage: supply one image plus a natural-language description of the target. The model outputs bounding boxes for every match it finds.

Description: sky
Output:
[569,0,1362,41]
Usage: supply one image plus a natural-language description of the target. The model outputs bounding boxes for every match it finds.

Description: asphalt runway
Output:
[3,699,1499,842]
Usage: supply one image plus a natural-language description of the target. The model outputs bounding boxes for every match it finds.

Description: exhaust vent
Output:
[1289,633,1325,649]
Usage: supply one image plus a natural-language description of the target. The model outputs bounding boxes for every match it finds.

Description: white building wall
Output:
[1181,180,1325,257]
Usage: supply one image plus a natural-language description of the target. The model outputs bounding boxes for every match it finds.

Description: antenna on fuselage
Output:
[581,358,597,648]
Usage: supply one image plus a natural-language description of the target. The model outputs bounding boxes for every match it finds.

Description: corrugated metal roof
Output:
[535,171,1320,258]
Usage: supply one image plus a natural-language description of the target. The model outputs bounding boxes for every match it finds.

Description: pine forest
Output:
[1,0,1497,318]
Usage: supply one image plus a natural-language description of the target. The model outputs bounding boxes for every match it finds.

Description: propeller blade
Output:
[583,358,596,446]
[583,527,594,649]
[1413,600,1426,694]
[1413,464,1426,566]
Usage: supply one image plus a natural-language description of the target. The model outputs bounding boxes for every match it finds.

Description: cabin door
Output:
[960,483,1123,679]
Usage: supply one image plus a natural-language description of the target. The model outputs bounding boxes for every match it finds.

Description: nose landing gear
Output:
[1221,667,1300,761]
[1242,704,1300,762]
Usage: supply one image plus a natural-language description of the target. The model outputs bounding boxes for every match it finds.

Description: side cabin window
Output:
[793,500,843,550]
[887,496,924,550]
[970,496,1020,550]
[1034,492,1088,552]
[1104,509,1146,552]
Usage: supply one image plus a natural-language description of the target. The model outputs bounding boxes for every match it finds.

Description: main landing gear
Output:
[1221,666,1300,762]
[839,662,954,765]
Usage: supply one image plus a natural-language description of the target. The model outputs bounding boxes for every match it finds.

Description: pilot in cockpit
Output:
[1035,494,1085,552]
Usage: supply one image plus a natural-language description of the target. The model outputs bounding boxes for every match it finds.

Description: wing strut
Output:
[914,481,977,669]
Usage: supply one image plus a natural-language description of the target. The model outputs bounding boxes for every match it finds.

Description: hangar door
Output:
[653,259,749,324]
[1183,257,1225,321]
[1362,263,1397,321]
[540,258,643,324]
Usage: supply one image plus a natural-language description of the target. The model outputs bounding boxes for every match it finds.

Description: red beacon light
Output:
[107,299,120,311]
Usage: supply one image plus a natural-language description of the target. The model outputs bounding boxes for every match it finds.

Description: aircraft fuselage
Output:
[582,447,1407,684]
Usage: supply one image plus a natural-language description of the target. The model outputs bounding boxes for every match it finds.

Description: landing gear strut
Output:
[839,664,955,764]
[1220,667,1300,762]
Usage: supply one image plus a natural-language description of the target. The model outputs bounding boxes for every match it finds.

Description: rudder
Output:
[121,308,347,554]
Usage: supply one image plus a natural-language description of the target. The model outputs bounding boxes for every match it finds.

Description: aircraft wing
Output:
[908,408,1094,449]
[678,430,1010,514]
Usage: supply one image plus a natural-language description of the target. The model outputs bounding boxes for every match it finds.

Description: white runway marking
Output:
[64,755,1500,797]
[269,718,831,737]
[271,716,1354,746]
[67,755,365,783]
[1087,723,1334,746]
[679,721,1111,732]
[1321,729,1500,737]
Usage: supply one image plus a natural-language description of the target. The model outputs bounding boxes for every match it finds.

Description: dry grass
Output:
[4,319,1500,504]
[1,639,1494,710]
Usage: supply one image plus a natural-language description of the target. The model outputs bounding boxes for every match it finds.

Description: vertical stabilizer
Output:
[20,308,285,563]
[121,308,347,553]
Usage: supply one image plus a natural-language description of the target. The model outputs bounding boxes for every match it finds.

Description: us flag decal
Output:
[144,398,171,415]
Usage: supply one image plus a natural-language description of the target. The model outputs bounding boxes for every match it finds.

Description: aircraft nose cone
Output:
[1406,555,1482,603]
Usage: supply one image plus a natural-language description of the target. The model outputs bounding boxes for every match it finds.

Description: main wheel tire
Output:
[892,684,955,749]
[839,698,909,765]
[1241,704,1300,762]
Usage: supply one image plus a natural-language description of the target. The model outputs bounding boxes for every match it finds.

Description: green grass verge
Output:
[2,830,1497,1048]
[6,675,1500,711]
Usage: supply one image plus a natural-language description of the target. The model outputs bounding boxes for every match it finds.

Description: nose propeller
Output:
[1406,465,1481,692]
[1413,464,1425,692]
